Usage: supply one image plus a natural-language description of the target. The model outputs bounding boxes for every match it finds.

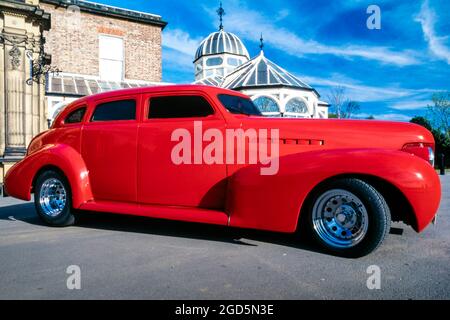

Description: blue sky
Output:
[96,0,449,121]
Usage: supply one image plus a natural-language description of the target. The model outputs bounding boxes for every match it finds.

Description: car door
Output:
[81,94,140,203]
[137,92,227,209]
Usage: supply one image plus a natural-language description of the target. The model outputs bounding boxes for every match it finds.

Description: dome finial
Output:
[217,2,226,30]
[259,33,264,52]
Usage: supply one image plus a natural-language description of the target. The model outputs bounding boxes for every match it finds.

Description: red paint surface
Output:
[4,85,441,233]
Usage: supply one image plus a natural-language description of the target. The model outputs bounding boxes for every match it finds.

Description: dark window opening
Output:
[91,99,136,122]
[65,106,86,124]
[218,94,262,116]
[149,95,214,119]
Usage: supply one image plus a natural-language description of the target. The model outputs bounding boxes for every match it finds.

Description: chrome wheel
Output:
[39,178,67,217]
[312,189,369,249]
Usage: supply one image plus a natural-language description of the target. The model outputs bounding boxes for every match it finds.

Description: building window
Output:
[227,57,240,66]
[195,63,203,74]
[99,35,124,81]
[285,97,308,114]
[206,57,223,66]
[253,96,280,114]
[216,68,224,76]
[91,99,136,122]
[149,96,214,119]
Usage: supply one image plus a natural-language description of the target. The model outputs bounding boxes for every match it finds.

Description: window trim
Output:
[142,92,221,123]
[64,105,87,125]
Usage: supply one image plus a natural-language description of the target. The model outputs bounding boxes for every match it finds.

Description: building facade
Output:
[0,0,50,192]
[40,0,167,120]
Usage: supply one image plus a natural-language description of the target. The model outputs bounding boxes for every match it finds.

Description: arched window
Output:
[253,96,280,115]
[285,97,308,114]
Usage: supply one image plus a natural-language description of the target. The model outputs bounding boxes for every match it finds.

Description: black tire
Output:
[304,178,390,258]
[34,170,75,227]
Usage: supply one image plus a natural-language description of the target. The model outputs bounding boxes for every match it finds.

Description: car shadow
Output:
[0,202,332,255]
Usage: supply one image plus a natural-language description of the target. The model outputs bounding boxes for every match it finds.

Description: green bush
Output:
[411,116,450,168]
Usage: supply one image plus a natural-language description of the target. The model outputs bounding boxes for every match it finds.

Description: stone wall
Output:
[0,0,50,190]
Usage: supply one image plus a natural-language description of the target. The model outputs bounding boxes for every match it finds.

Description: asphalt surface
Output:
[0,176,449,300]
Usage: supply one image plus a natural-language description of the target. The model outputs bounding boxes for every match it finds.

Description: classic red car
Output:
[4,85,441,257]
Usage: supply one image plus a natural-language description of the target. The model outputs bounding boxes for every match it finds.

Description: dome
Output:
[222,51,312,90]
[194,30,250,61]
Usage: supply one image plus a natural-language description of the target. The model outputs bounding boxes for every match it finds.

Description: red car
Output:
[4,85,441,257]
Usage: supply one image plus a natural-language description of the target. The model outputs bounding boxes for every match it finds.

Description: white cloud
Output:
[389,99,431,110]
[218,5,420,66]
[356,113,413,122]
[275,9,290,21]
[302,74,441,103]
[163,47,194,72]
[162,29,203,76]
[163,29,202,57]
[415,0,450,64]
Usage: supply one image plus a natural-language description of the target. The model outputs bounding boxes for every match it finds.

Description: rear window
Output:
[218,94,262,116]
[65,106,86,124]
[91,99,136,122]
[148,95,214,119]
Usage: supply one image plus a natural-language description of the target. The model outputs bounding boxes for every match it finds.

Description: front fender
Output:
[227,148,441,233]
[4,144,93,208]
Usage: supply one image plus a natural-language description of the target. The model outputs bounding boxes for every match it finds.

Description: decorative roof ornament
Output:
[259,33,264,51]
[194,2,250,61]
[217,2,225,30]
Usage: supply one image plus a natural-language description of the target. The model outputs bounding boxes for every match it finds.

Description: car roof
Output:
[53,84,250,128]
[75,84,249,104]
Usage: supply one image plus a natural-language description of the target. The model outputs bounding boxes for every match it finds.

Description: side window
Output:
[148,95,214,119]
[65,106,86,124]
[91,99,136,122]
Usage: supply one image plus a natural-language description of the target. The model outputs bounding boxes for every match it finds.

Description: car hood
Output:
[243,117,434,150]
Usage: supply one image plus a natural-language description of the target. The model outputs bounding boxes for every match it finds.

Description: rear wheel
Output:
[34,170,75,227]
[305,178,390,257]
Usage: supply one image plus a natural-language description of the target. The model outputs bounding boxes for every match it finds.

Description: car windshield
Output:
[218,94,262,116]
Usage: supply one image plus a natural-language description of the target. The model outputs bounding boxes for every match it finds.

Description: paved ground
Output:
[0,177,449,300]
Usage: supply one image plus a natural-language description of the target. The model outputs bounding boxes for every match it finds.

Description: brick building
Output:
[1,0,166,193]
[39,0,167,119]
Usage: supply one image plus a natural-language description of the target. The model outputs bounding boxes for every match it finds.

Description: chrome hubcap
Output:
[312,189,368,248]
[39,178,67,217]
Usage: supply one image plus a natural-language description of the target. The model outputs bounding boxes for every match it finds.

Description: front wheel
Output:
[306,178,391,257]
[34,170,75,227]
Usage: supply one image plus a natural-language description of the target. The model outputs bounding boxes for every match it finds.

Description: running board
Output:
[79,201,229,226]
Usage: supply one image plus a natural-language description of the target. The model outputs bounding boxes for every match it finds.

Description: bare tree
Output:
[327,86,346,118]
[341,101,361,119]
[327,86,360,119]
[428,92,450,139]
